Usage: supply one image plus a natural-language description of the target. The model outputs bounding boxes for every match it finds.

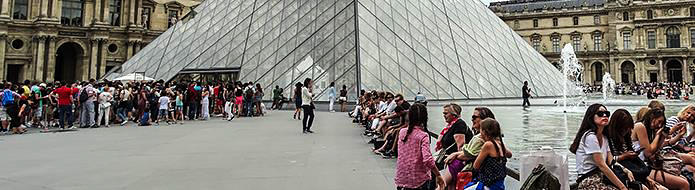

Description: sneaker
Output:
[306,130,314,133]
[68,126,76,130]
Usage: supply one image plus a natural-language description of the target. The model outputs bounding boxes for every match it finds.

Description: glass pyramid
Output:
[105,0,564,100]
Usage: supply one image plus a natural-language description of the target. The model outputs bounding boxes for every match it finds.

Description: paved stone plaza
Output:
[0,111,397,190]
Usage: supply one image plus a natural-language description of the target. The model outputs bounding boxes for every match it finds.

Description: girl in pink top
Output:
[395,103,445,190]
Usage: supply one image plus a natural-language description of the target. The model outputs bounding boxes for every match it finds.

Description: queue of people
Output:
[571,100,695,190]
[349,90,512,190]
[0,79,271,135]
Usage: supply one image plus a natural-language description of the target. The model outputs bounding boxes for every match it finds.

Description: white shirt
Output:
[98,91,113,107]
[159,96,170,110]
[301,87,312,106]
[575,131,610,175]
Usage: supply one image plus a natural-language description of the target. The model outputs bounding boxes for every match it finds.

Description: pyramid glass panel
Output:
[107,0,565,100]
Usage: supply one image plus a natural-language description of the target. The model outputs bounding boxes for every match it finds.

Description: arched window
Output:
[61,0,84,26]
[667,26,681,48]
[573,16,579,25]
[12,0,28,20]
[647,10,653,20]
[109,0,122,26]
[623,12,630,21]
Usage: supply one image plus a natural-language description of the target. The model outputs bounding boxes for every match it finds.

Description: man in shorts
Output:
[0,83,21,134]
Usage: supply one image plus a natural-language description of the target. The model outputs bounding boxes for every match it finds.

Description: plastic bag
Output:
[519,147,569,190]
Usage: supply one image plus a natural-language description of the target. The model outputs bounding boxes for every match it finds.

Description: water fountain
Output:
[602,72,616,102]
[560,44,585,112]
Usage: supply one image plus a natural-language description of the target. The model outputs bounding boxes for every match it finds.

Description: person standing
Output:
[301,78,315,133]
[50,82,74,129]
[293,83,302,120]
[96,85,113,128]
[395,103,445,190]
[339,85,347,112]
[522,81,532,107]
[201,88,210,120]
[80,83,97,128]
[328,82,336,112]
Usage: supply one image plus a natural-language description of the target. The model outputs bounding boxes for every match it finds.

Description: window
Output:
[647,10,653,20]
[513,20,520,29]
[573,35,581,51]
[12,0,28,20]
[691,29,695,48]
[691,7,695,17]
[594,33,602,51]
[168,9,179,28]
[532,36,541,51]
[594,15,601,25]
[667,26,681,48]
[552,36,560,52]
[142,7,151,29]
[573,17,579,25]
[623,12,630,21]
[109,0,122,26]
[533,19,538,28]
[552,18,558,27]
[623,32,632,50]
[647,31,656,49]
[61,0,84,26]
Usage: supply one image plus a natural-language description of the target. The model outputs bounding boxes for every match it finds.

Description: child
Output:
[158,93,170,125]
[175,91,184,124]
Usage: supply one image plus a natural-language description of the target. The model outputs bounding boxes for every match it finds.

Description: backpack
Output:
[520,164,560,190]
[2,90,14,106]
[245,88,254,99]
[79,88,89,103]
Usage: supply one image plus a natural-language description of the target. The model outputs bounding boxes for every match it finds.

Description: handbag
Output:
[435,143,457,170]
[618,157,650,182]
[602,159,642,189]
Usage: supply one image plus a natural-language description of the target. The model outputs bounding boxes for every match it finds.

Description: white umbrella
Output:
[113,73,155,81]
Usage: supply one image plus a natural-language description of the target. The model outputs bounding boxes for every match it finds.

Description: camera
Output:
[662,126,671,134]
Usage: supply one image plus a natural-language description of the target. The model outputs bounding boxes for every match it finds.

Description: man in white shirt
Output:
[96,85,113,128]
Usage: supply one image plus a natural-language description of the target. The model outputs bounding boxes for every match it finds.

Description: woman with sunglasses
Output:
[570,104,627,190]
[632,109,689,190]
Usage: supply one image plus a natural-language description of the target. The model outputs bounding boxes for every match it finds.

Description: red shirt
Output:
[54,86,73,106]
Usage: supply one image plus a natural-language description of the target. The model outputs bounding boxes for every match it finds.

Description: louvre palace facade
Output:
[0,0,199,83]
[492,0,695,85]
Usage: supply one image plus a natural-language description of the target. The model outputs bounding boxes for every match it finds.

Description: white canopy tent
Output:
[113,73,155,81]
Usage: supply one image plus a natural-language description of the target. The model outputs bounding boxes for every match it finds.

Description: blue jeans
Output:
[117,107,127,122]
[58,105,73,128]
[244,100,254,116]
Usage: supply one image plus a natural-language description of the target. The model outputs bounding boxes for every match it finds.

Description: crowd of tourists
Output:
[584,82,693,100]
[571,100,695,190]
[348,90,511,190]
[0,79,274,135]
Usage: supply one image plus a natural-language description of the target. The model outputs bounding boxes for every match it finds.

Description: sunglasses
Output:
[596,111,610,117]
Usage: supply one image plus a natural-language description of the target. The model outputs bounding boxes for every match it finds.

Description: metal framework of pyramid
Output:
[105,0,565,101]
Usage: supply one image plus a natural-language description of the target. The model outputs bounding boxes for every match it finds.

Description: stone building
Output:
[0,0,199,83]
[491,0,695,85]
